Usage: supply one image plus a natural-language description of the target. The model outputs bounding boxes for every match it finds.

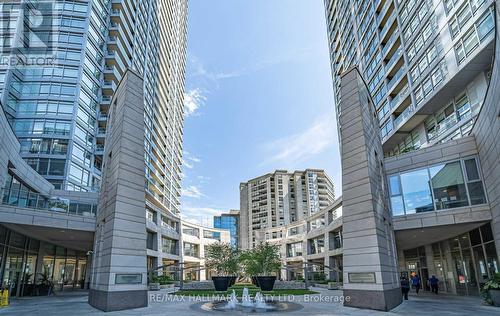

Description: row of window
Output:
[25,158,66,176]
[389,157,487,216]
[13,119,71,136]
[19,138,69,155]
[454,8,494,64]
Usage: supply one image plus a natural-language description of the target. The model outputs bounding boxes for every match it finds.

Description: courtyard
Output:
[0,288,497,316]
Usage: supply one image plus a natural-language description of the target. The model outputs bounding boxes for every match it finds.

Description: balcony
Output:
[393,104,415,130]
[385,48,402,72]
[389,84,409,110]
[381,31,399,57]
[387,66,406,92]
[379,11,396,39]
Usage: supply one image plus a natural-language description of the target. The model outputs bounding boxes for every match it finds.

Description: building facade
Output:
[239,169,335,250]
[213,210,239,249]
[324,0,495,157]
[0,0,188,309]
[180,221,231,281]
[318,0,500,309]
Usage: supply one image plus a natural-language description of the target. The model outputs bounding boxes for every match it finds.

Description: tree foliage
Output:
[204,242,240,276]
[241,242,281,276]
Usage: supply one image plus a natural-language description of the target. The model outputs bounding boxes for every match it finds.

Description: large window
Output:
[183,242,199,258]
[308,236,325,255]
[286,242,303,257]
[389,157,486,216]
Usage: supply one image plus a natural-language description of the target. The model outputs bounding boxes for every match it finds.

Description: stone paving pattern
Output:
[1,288,498,315]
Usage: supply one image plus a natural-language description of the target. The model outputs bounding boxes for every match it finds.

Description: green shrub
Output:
[240,242,281,277]
[481,273,500,304]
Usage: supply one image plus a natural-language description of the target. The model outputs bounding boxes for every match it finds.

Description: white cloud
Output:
[181,185,206,199]
[260,114,337,168]
[184,88,206,117]
[180,206,224,227]
[182,150,201,169]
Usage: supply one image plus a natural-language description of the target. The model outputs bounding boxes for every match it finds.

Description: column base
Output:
[89,289,148,312]
[343,287,402,311]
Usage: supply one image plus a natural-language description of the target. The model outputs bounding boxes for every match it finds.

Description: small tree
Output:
[205,242,240,276]
[241,242,281,277]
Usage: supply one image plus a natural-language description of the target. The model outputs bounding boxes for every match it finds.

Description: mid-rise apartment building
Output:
[239,169,335,249]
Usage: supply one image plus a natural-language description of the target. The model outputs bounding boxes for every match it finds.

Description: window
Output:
[286,242,303,257]
[308,236,325,255]
[464,158,487,205]
[183,242,199,258]
[476,10,494,40]
[389,157,487,216]
[430,162,468,210]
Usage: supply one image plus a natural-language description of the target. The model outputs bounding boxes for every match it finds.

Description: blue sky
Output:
[181,0,341,226]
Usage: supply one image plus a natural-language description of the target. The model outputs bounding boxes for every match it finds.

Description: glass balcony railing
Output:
[393,105,414,129]
[377,1,392,25]
[382,31,399,56]
[389,84,409,109]
[387,66,406,91]
[428,103,481,141]
[385,48,402,70]
[379,11,396,37]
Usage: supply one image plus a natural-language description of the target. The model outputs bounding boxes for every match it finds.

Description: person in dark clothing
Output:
[411,274,421,294]
[429,275,439,294]
[401,277,410,300]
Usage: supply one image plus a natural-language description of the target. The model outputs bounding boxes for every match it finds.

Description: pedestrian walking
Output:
[429,275,439,294]
[401,276,410,300]
[411,274,421,294]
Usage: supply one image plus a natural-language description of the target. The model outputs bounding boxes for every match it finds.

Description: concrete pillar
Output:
[88,70,148,311]
[442,241,457,294]
[339,68,402,311]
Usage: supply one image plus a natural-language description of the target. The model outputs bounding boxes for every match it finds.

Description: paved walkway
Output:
[0,288,498,315]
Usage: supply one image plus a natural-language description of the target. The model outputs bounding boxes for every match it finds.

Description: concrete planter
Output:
[149,283,160,291]
[212,277,231,291]
[256,276,276,291]
[328,282,342,290]
[490,289,500,307]
[160,284,175,289]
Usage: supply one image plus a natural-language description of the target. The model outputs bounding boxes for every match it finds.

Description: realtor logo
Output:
[1,0,56,65]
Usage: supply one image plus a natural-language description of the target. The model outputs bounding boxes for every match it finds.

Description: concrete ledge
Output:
[89,289,148,312]
[343,287,402,311]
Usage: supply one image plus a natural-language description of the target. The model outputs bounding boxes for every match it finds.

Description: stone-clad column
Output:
[89,70,148,311]
[339,68,402,311]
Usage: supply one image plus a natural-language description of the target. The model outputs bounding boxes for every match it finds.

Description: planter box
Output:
[273,281,305,290]
[212,277,231,291]
[490,289,500,307]
[160,284,175,289]
[182,281,215,290]
[256,276,276,291]
[149,283,160,291]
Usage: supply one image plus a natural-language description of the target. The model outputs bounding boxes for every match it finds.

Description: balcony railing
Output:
[393,105,415,129]
[389,84,409,110]
[385,48,402,71]
[387,66,406,91]
[379,11,396,38]
[381,30,399,56]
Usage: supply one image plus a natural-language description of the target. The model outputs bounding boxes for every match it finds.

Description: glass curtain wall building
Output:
[0,0,187,207]
[324,0,495,157]
[0,0,188,291]
[213,210,239,249]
